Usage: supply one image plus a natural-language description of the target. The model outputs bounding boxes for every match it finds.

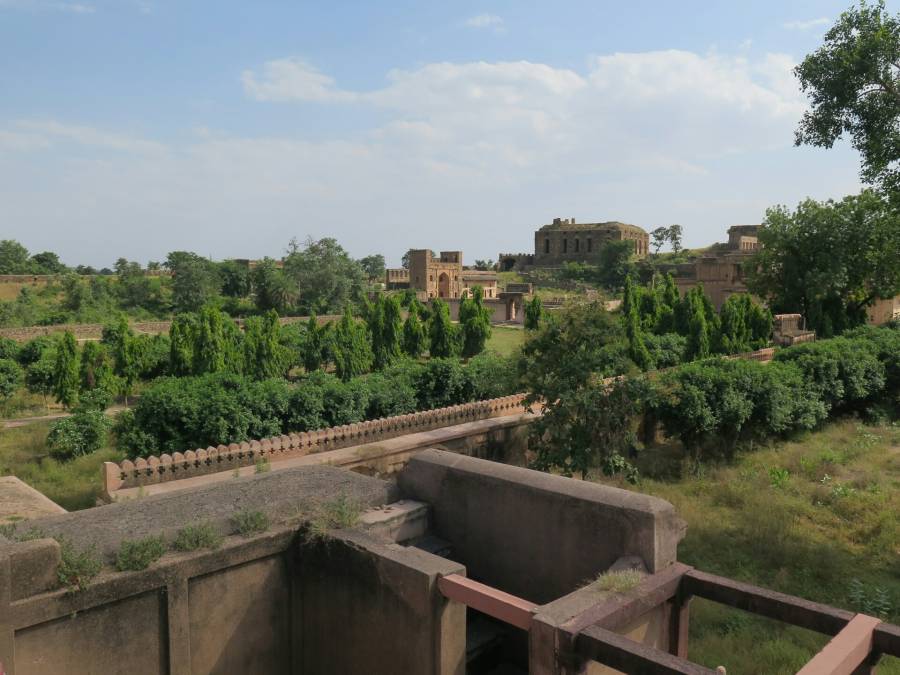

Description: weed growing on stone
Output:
[232,509,269,537]
[57,538,102,592]
[595,569,643,594]
[305,494,362,542]
[255,457,271,474]
[115,535,167,571]
[173,522,223,552]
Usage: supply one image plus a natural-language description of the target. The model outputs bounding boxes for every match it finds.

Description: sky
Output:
[0,0,880,268]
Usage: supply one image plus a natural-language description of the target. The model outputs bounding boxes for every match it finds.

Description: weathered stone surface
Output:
[0,476,66,524]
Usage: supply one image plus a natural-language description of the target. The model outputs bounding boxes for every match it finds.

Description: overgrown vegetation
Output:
[232,509,270,537]
[56,537,103,591]
[305,494,363,541]
[609,420,900,674]
[173,522,223,552]
[115,535,167,571]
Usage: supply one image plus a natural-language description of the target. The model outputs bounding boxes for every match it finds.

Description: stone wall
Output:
[0,315,328,342]
[0,465,466,675]
[103,394,529,498]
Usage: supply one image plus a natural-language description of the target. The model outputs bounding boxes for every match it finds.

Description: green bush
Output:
[0,336,19,361]
[17,335,55,366]
[415,358,474,410]
[173,523,223,551]
[467,352,519,400]
[0,357,23,402]
[47,408,112,460]
[57,538,102,591]
[115,535,167,571]
[232,509,269,536]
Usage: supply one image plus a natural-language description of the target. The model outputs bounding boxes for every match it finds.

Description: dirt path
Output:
[2,405,128,429]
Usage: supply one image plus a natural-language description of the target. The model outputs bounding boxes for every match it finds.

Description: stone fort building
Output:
[499,217,650,270]
[385,250,499,300]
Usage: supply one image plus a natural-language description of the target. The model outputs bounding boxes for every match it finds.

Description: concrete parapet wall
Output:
[103,393,528,499]
[398,450,686,604]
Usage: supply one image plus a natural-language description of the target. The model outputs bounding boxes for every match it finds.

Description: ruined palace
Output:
[385,250,499,300]
[499,217,650,270]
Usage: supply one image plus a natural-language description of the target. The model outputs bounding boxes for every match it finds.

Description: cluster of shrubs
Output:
[651,324,900,464]
[114,352,519,458]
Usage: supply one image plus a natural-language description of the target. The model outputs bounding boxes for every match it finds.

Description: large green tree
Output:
[0,240,32,274]
[795,1,900,191]
[427,298,458,358]
[331,310,373,381]
[165,251,221,313]
[283,237,366,314]
[242,310,284,380]
[746,191,900,336]
[251,258,297,313]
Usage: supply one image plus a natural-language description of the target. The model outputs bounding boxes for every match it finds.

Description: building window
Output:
[563,238,568,253]
[544,238,550,254]
[574,238,580,252]
[587,238,592,252]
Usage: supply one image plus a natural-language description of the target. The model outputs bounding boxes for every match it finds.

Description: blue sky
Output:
[0,0,878,267]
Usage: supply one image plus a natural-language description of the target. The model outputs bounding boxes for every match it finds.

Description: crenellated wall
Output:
[103,394,529,498]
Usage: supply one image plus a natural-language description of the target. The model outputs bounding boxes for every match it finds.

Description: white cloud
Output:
[782,17,830,31]
[466,13,504,31]
[1,49,863,267]
[241,59,357,103]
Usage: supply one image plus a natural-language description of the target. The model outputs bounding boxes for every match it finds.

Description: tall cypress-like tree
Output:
[301,314,330,372]
[428,298,458,358]
[193,306,227,375]
[169,313,197,376]
[79,340,115,396]
[104,315,141,405]
[459,286,492,358]
[381,294,403,364]
[402,307,428,358]
[685,292,711,361]
[53,331,80,409]
[243,310,283,380]
[524,296,543,330]
[331,310,373,381]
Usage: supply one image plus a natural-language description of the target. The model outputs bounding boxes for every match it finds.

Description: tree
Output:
[794,1,900,190]
[31,251,66,274]
[331,310,373,381]
[193,306,228,375]
[169,313,197,376]
[597,240,636,289]
[524,296,543,330]
[358,254,386,281]
[650,227,669,255]
[684,291,711,361]
[283,237,366,314]
[104,316,141,404]
[53,331,80,409]
[0,240,31,274]
[300,315,331,372]
[746,192,900,336]
[667,225,683,254]
[25,349,56,409]
[165,251,221,313]
[428,298,458,358]
[219,260,252,298]
[623,277,652,370]
[459,286,492,358]
[79,340,116,396]
[251,258,297,313]
[0,358,22,404]
[367,294,402,369]
[243,310,284,380]
[473,259,494,271]
[402,308,428,359]
[47,406,112,460]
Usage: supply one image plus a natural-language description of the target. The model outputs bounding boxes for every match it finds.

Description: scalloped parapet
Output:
[102,393,529,497]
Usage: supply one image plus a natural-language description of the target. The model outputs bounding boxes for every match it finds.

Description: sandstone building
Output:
[499,217,650,270]
[385,250,498,300]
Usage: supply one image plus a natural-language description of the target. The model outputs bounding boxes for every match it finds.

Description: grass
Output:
[485,326,525,357]
[595,419,900,674]
[232,509,270,537]
[305,494,363,541]
[0,421,123,511]
[595,569,643,593]
[115,535,167,571]
[173,522,223,552]
[57,537,102,591]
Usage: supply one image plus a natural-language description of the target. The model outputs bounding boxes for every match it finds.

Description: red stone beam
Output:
[796,614,882,675]
[437,573,537,630]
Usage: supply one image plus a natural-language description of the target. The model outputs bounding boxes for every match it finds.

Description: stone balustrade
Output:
[103,393,529,496]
